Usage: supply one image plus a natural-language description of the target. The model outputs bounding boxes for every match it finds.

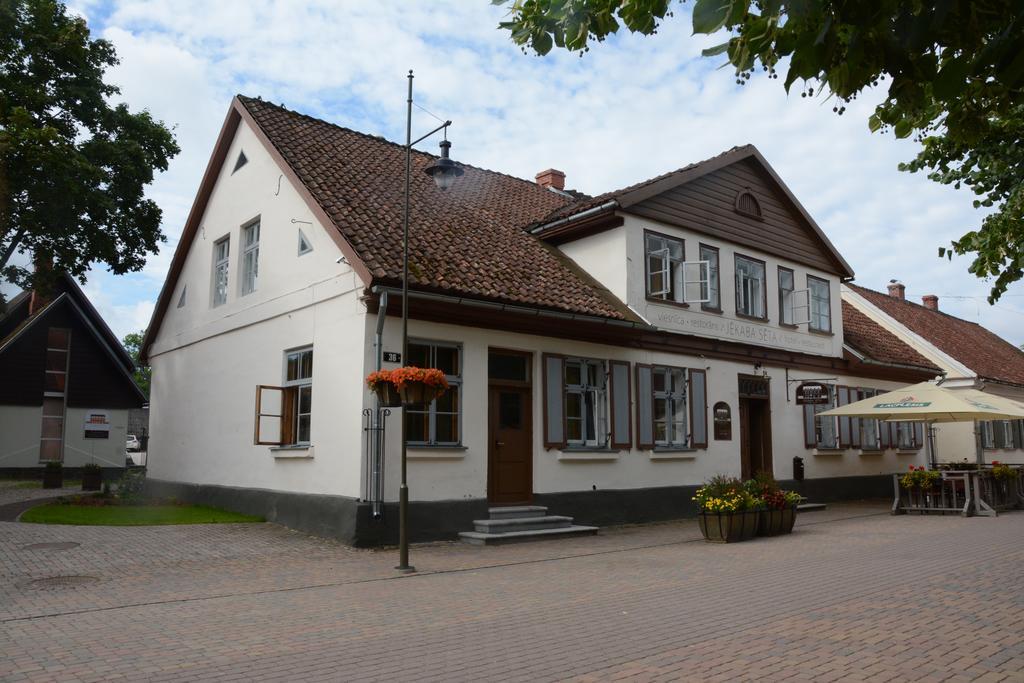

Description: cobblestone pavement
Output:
[1,503,1022,682]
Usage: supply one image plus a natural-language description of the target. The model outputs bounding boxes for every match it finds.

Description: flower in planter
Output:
[365,370,393,391]
[389,366,448,392]
[693,475,759,512]
[991,462,1018,480]
[900,465,940,489]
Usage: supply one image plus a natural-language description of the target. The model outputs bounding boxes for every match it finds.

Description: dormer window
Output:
[735,189,762,219]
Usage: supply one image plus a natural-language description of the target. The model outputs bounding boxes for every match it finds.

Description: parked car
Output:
[126,434,141,452]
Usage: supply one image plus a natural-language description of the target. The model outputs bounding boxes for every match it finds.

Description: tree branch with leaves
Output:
[494,0,1024,302]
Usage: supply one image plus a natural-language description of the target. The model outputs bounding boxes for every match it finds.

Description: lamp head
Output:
[423,139,464,190]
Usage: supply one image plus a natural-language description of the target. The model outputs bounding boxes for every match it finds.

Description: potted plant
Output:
[693,475,760,543]
[747,474,801,536]
[365,370,401,407]
[899,465,941,508]
[82,462,102,491]
[42,461,63,489]
[390,366,449,405]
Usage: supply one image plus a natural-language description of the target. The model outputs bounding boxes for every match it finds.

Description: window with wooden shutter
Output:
[849,389,861,448]
[837,386,851,447]
[878,410,890,448]
[803,403,816,448]
[542,354,566,448]
[689,369,708,448]
[254,385,297,446]
[635,364,655,449]
[609,361,632,449]
[913,422,925,450]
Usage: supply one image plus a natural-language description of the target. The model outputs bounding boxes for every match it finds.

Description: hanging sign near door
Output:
[795,381,830,405]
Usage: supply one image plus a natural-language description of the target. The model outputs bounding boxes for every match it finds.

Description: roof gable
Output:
[143,97,638,360]
[536,146,855,278]
[848,284,1024,386]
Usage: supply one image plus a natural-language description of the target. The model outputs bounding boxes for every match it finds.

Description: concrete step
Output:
[459,525,599,546]
[798,503,828,512]
[473,515,573,534]
[488,505,548,520]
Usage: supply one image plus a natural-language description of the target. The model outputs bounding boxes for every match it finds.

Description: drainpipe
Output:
[374,290,388,371]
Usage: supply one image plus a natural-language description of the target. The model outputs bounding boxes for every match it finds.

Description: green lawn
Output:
[21,503,264,526]
[1,480,81,489]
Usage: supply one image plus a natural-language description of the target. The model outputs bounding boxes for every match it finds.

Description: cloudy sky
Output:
[12,0,1024,345]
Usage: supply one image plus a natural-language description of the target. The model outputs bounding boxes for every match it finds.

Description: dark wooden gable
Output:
[627,157,847,275]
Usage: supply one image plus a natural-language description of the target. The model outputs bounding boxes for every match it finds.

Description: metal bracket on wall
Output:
[784,368,838,402]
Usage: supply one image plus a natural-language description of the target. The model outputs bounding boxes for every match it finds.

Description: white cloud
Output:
[64,0,1021,346]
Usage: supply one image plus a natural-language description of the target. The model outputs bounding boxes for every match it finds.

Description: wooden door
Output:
[488,386,533,504]
[739,398,752,479]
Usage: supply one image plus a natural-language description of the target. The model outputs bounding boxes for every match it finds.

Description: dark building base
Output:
[145,473,891,547]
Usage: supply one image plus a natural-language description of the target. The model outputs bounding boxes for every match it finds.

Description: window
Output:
[735,255,767,319]
[735,190,762,219]
[645,232,684,302]
[980,421,995,449]
[699,244,720,311]
[40,327,70,462]
[405,341,461,446]
[212,237,229,306]
[1001,420,1016,449]
[176,285,187,309]
[297,229,313,256]
[896,422,915,449]
[778,267,795,325]
[241,221,260,296]
[859,389,880,450]
[652,366,688,447]
[808,275,832,332]
[565,358,607,447]
[806,385,838,449]
[284,348,313,445]
[232,150,248,173]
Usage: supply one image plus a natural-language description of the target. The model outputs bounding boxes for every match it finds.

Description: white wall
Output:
[369,315,925,503]
[147,117,369,497]
[560,214,845,357]
[0,405,129,468]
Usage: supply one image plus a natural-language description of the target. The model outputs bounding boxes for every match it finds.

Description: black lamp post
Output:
[397,70,463,573]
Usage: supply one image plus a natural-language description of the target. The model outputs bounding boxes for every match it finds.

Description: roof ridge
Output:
[848,282,985,327]
[236,94,573,204]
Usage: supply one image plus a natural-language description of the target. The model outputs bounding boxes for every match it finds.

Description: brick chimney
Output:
[922,294,939,311]
[887,281,906,300]
[535,168,565,191]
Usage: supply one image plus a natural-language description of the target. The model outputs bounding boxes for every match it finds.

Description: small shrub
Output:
[44,461,62,471]
[116,469,146,504]
[991,461,1018,480]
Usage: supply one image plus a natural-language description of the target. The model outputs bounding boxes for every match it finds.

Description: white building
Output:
[844,282,1024,465]
[141,97,941,544]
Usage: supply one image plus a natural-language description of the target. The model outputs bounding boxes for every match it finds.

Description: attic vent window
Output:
[232,150,248,174]
[297,229,313,256]
[735,190,762,219]
[176,285,187,308]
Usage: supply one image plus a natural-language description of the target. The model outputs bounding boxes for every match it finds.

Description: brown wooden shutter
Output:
[994,421,1006,449]
[1014,420,1024,449]
[689,368,708,448]
[803,404,816,448]
[542,354,566,449]
[850,389,861,448]
[635,364,655,449]
[254,385,286,446]
[889,422,898,448]
[913,422,925,450]
[609,360,632,449]
[879,403,891,448]
[837,386,851,447]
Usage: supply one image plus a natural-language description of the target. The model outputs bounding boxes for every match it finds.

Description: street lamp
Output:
[397,69,463,573]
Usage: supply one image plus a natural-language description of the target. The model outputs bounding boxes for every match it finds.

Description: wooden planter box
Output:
[757,506,797,537]
[698,509,759,543]
[81,468,102,491]
[372,383,401,407]
[42,467,63,489]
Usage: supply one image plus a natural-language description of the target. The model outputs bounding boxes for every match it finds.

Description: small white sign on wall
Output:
[84,410,111,439]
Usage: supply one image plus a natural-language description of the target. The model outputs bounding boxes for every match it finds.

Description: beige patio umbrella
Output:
[819,380,1024,465]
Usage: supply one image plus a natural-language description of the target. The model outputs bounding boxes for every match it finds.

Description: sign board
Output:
[713,402,732,441]
[383,351,401,364]
[795,381,830,405]
[84,410,111,439]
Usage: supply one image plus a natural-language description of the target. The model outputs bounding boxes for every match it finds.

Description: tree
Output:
[0,0,179,297]
[122,330,150,398]
[494,0,1024,302]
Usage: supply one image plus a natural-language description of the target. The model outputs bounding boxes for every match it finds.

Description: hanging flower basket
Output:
[366,371,402,407]
[365,367,448,406]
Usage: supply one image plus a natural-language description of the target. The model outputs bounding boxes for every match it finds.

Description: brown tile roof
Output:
[848,284,1024,386]
[841,300,939,372]
[239,96,634,321]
